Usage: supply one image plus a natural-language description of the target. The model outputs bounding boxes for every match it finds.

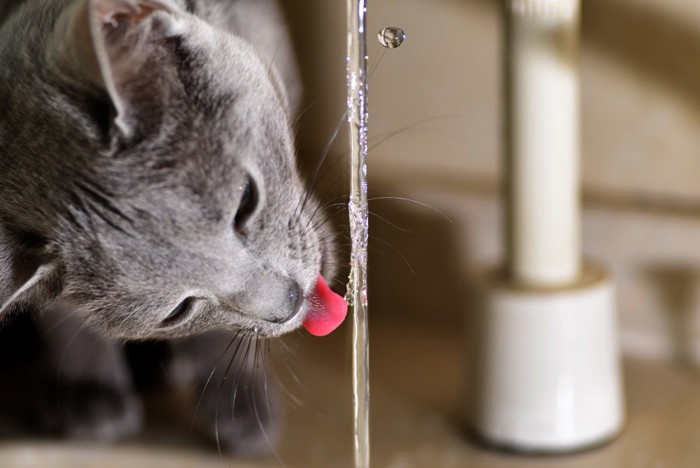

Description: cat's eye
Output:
[234,176,258,235]
[162,297,194,327]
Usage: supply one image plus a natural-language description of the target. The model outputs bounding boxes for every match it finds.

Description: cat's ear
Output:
[52,0,178,138]
[0,263,64,320]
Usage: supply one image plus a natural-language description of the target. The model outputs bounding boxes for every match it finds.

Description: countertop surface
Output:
[1,319,700,467]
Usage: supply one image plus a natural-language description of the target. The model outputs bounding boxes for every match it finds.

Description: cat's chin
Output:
[251,318,304,338]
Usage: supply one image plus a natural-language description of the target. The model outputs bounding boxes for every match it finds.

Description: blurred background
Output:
[274,0,700,466]
[283,0,700,358]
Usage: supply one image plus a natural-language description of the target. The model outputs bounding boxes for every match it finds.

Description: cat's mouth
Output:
[262,275,347,337]
[157,276,346,338]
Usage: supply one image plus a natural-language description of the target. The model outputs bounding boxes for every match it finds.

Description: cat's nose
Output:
[272,283,304,324]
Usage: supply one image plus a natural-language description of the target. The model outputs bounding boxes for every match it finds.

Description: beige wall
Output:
[280,0,700,363]
[282,0,700,201]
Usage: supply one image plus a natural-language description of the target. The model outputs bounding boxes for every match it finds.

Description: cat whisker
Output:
[313,195,349,215]
[261,341,280,417]
[369,234,416,274]
[293,44,386,209]
[321,249,352,259]
[213,333,249,458]
[307,205,347,230]
[300,153,348,210]
[367,113,464,153]
[212,297,247,316]
[55,320,90,406]
[300,113,460,223]
[192,332,241,429]
[369,196,453,223]
[266,36,285,78]
[250,338,286,466]
[304,202,348,235]
[369,48,387,78]
[307,196,348,222]
[294,113,347,222]
[369,210,414,234]
[268,343,304,409]
[275,337,309,392]
[38,305,89,338]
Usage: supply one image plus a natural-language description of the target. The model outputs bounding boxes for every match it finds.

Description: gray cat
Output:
[0,0,347,454]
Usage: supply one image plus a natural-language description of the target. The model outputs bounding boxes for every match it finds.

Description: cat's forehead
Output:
[178,17,285,109]
[170,20,293,160]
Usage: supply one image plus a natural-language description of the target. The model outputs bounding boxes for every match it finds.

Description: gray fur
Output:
[0,0,330,339]
[0,0,335,452]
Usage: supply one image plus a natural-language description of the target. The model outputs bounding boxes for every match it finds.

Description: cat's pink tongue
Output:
[303,276,348,337]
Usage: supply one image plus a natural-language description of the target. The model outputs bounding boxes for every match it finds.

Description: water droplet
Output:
[378,27,406,49]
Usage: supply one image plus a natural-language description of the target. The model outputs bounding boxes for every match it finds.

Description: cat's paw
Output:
[191,372,281,456]
[43,381,143,442]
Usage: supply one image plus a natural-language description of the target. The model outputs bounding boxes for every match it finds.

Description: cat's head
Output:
[0,0,345,339]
